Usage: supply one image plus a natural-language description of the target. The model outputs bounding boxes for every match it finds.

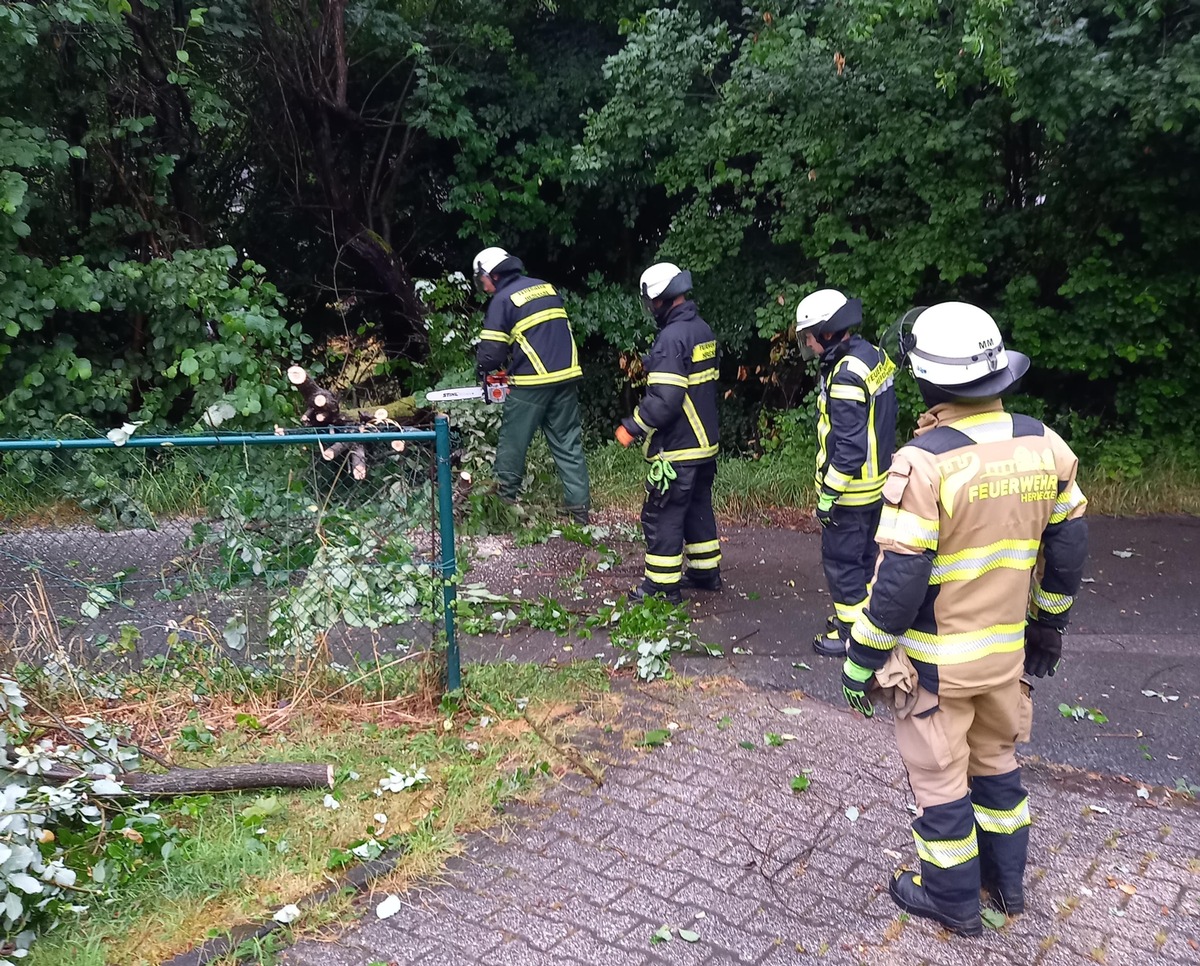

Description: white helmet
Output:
[639,262,693,321]
[471,247,523,288]
[795,289,850,335]
[907,302,1029,397]
[640,262,692,301]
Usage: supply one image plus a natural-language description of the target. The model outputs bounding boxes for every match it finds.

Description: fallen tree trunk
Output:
[23,762,334,796]
[284,364,420,479]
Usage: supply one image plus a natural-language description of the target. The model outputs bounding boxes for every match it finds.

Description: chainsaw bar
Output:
[425,386,485,402]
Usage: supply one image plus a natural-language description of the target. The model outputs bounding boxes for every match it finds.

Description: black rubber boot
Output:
[628,583,683,606]
[680,570,721,592]
[888,871,982,937]
[981,878,1024,916]
[812,626,848,657]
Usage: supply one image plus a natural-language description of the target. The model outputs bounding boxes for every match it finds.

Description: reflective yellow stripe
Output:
[647,371,689,388]
[973,798,1031,834]
[1049,481,1087,524]
[645,553,683,568]
[682,396,709,450]
[1031,583,1073,615]
[509,283,556,306]
[851,612,894,651]
[913,827,979,868]
[866,390,879,480]
[900,621,1027,664]
[836,482,885,506]
[835,599,866,625]
[830,384,867,403]
[930,538,1040,583]
[839,356,871,381]
[633,408,651,433]
[824,466,853,492]
[877,506,939,551]
[479,329,510,343]
[685,540,720,555]
[688,367,719,385]
[644,569,682,585]
[864,355,896,395]
[688,557,721,570]
[508,366,582,386]
[658,444,719,462]
[950,412,1013,444]
[511,307,568,340]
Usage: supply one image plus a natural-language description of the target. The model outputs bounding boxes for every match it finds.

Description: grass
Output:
[2,430,1197,529]
[583,442,814,520]
[584,440,1200,518]
[26,659,611,966]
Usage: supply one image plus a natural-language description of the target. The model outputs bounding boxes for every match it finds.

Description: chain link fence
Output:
[0,419,459,692]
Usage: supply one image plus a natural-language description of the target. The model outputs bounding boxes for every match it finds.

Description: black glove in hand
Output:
[1024,621,1063,678]
[815,489,838,529]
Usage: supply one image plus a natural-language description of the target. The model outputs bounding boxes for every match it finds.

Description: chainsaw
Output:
[426,371,510,404]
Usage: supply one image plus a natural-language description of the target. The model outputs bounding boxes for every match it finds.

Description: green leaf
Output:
[980,908,1006,930]
[650,925,672,945]
[678,929,700,943]
[179,356,199,377]
[738,740,755,750]
[239,796,285,823]
[790,774,810,793]
[640,728,671,748]
[176,49,190,64]
[716,715,731,731]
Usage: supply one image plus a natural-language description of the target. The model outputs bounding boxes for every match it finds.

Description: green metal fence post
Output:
[434,414,461,692]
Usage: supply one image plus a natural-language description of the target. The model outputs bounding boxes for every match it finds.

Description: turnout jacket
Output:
[849,400,1089,694]
[622,300,720,465]
[816,334,898,507]
[477,274,582,386]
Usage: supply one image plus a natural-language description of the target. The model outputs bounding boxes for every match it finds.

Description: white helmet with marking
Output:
[906,302,1029,397]
[639,262,693,321]
[472,247,522,288]
[795,289,851,335]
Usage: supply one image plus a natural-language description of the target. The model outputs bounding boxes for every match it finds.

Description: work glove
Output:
[1024,620,1063,678]
[815,488,838,529]
[615,425,636,447]
[841,658,875,718]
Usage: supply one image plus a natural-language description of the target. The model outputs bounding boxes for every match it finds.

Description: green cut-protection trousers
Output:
[493,382,590,513]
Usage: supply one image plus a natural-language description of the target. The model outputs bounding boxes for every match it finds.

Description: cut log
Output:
[24,762,334,796]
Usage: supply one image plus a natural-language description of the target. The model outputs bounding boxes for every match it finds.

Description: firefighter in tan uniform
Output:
[841,302,1088,935]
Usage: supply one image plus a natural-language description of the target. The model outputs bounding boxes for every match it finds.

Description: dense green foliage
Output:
[1,0,1197,456]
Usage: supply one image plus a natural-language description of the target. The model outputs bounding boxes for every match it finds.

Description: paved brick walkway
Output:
[281,682,1200,965]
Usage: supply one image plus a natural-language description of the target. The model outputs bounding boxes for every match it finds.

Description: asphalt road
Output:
[677,515,1199,789]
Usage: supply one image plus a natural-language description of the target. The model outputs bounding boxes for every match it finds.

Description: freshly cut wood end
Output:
[352,464,368,481]
[374,408,388,420]
[321,448,336,460]
[287,365,307,385]
[460,472,472,483]
[274,425,286,436]
[313,393,327,408]
[391,440,405,452]
[325,764,334,788]
[315,412,327,423]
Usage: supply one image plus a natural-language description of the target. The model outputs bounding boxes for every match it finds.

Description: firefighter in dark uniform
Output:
[840,302,1089,935]
[473,247,590,524]
[795,289,898,657]
[614,263,721,603]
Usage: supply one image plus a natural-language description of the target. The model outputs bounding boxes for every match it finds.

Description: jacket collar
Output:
[819,332,862,370]
[660,299,699,328]
[914,398,1005,437]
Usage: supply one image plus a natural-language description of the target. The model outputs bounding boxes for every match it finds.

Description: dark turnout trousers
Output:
[641,460,720,593]
[493,383,590,514]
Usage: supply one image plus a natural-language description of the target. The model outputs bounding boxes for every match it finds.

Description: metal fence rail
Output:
[0,416,459,691]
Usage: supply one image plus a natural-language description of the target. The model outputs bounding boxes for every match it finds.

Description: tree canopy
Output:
[2,0,1197,448]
